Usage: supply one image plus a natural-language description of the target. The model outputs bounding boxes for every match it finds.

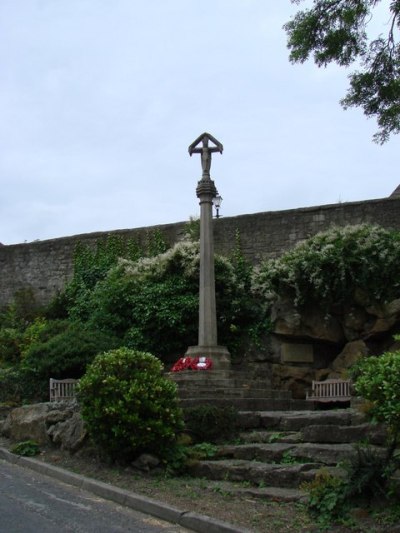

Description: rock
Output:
[131,453,160,472]
[365,316,399,338]
[341,306,370,341]
[48,412,87,452]
[272,365,315,399]
[2,401,87,452]
[367,298,400,319]
[330,340,368,373]
[277,410,352,431]
[45,409,72,425]
[301,424,388,445]
[2,403,50,444]
[271,297,345,344]
[314,368,331,381]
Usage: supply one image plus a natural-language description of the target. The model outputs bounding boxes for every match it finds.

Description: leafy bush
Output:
[344,444,396,501]
[254,224,400,309]
[11,440,40,457]
[184,404,238,443]
[78,348,184,463]
[20,321,120,401]
[0,327,23,364]
[352,350,400,436]
[302,469,348,526]
[0,288,40,329]
[0,367,25,404]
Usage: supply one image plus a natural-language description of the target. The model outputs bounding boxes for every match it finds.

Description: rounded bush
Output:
[78,348,184,462]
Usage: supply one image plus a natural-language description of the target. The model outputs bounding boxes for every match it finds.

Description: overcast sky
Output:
[0,1,398,245]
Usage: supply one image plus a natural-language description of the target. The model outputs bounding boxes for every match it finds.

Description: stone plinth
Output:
[185,345,231,370]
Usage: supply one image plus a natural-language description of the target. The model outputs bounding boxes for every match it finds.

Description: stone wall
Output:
[1,196,400,308]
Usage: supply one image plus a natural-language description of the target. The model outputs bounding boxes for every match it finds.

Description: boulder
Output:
[301,424,387,445]
[364,316,399,338]
[2,403,50,444]
[366,298,400,319]
[340,306,370,341]
[330,340,368,373]
[131,453,160,472]
[271,297,345,344]
[272,364,315,399]
[1,401,87,452]
[47,412,87,452]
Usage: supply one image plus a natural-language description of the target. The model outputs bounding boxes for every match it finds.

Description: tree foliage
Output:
[284,0,400,143]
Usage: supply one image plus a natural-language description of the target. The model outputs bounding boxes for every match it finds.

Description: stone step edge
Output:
[177,389,289,399]
[179,399,311,411]
[203,479,307,503]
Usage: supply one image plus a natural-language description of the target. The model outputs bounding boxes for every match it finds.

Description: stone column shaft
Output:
[198,182,218,346]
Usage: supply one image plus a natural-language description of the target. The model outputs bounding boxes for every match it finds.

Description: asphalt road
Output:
[0,459,189,533]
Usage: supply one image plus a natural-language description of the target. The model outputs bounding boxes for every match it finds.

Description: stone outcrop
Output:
[1,401,87,452]
[330,340,368,373]
[271,298,345,344]
[269,294,400,398]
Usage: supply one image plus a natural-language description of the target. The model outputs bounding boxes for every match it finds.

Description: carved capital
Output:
[196,178,217,199]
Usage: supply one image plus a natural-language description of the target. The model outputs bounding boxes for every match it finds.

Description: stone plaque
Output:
[281,343,314,363]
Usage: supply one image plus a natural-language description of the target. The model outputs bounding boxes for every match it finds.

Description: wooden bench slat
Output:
[307,379,351,402]
[49,378,78,402]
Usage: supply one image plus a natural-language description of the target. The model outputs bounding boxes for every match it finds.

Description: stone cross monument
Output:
[185,132,231,370]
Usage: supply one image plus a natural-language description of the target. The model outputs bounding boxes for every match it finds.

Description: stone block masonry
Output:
[1,196,400,308]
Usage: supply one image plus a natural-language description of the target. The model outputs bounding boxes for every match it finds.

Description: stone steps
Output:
[179,397,310,411]
[188,459,321,489]
[238,430,302,444]
[217,441,383,466]
[177,387,279,399]
[185,408,388,500]
[236,409,358,430]
[169,368,315,411]
[168,367,388,501]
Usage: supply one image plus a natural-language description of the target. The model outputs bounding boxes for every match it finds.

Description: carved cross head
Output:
[188,132,223,177]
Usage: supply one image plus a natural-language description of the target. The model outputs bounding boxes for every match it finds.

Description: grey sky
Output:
[1,1,398,245]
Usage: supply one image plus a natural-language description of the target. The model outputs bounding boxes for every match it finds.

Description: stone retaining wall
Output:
[1,196,400,307]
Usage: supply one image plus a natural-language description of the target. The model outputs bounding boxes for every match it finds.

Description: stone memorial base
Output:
[185,345,231,370]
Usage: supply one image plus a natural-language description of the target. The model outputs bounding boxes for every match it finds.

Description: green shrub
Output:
[0,367,25,404]
[254,224,400,310]
[351,350,400,493]
[20,321,120,401]
[302,469,348,526]
[344,443,396,501]
[352,350,400,435]
[78,348,184,463]
[11,440,40,457]
[0,327,23,364]
[184,404,239,443]
[0,288,40,329]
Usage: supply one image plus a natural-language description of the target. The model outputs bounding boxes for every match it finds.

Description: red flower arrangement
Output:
[170,357,193,372]
[171,356,213,372]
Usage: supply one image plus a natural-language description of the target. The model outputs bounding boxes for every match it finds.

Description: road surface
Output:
[0,459,189,533]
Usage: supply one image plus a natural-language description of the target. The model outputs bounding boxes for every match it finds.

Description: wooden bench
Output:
[49,378,78,402]
[306,379,351,403]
